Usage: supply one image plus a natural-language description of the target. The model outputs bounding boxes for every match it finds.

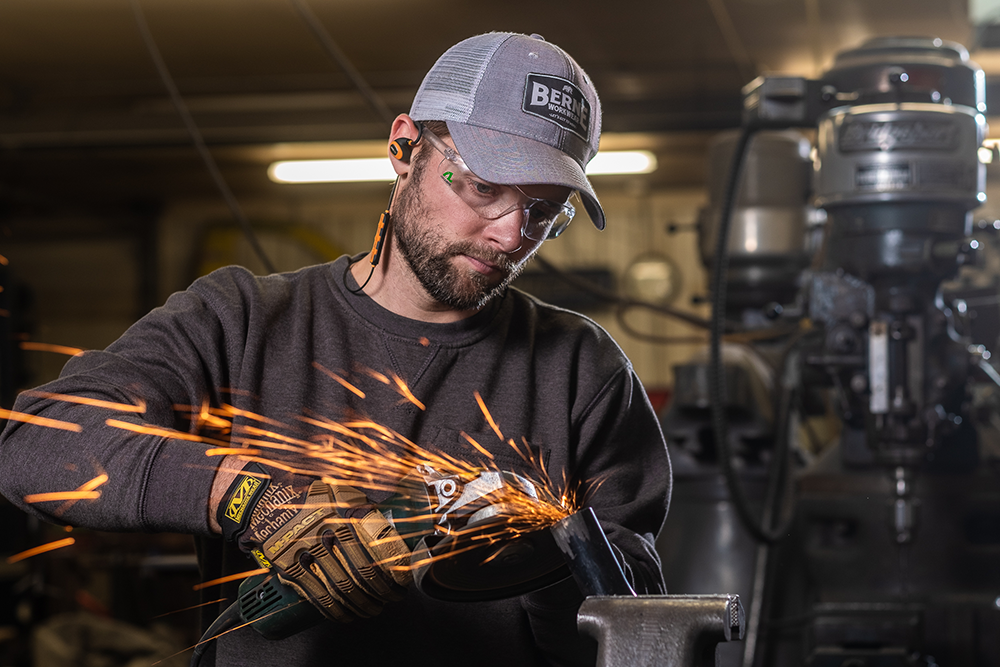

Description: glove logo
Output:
[250,548,272,569]
[269,507,326,556]
[225,476,262,524]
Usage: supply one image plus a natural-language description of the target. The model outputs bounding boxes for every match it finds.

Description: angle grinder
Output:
[193,465,570,657]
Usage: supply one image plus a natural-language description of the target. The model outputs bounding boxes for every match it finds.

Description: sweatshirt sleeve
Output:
[522,363,671,666]
[0,269,253,535]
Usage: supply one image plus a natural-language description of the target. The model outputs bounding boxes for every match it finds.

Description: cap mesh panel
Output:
[410,33,509,122]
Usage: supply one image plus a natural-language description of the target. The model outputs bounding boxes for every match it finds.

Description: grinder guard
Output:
[401,466,571,601]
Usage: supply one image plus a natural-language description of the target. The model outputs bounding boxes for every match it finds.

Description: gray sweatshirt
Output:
[0,255,671,666]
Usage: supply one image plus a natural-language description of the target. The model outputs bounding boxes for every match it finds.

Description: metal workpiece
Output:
[550,507,636,597]
[578,595,745,667]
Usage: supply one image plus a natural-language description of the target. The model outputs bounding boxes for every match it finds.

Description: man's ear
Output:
[387,114,422,175]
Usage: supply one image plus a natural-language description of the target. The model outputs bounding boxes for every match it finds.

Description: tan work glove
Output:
[217,462,412,622]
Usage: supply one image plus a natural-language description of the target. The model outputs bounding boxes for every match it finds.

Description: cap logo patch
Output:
[522,74,591,140]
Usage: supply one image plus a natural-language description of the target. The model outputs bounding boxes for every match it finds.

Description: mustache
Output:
[446,242,519,273]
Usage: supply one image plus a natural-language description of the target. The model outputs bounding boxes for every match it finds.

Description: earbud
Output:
[388,123,423,162]
[389,137,416,162]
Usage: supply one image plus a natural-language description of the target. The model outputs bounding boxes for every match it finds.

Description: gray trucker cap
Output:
[409,32,606,231]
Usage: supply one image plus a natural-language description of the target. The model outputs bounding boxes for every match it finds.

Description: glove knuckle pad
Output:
[236,471,413,621]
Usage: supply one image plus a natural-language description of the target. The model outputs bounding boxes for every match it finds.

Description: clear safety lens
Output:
[440,162,576,240]
[420,126,576,241]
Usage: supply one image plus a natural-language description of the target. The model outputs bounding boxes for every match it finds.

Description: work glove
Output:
[217,461,412,623]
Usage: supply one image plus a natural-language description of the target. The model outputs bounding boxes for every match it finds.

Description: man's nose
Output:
[483,208,526,253]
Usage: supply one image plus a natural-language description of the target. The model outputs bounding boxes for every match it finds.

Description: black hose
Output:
[614,303,709,345]
[532,254,713,331]
[708,126,794,544]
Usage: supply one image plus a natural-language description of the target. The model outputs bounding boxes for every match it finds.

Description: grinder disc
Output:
[412,515,570,602]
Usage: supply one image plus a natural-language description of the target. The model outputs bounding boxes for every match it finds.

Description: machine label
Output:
[839,119,958,153]
[856,163,911,191]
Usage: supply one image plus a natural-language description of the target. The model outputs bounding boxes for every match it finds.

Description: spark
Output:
[193,568,269,591]
[26,391,145,413]
[238,424,314,449]
[80,463,111,498]
[0,408,82,432]
[507,437,531,463]
[153,598,311,665]
[152,597,228,619]
[6,361,581,579]
[196,406,578,566]
[205,447,262,457]
[0,254,7,266]
[222,404,296,430]
[22,378,576,563]
[313,361,365,398]
[391,374,425,410]
[20,342,85,356]
[460,431,495,460]
[106,419,229,447]
[7,537,76,563]
[193,397,231,430]
[357,366,390,385]
[24,490,101,503]
[25,473,110,515]
[474,391,504,441]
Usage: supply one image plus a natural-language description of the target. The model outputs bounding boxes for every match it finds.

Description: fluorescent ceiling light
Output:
[981,138,1000,164]
[268,150,658,184]
[269,158,396,183]
[585,150,658,175]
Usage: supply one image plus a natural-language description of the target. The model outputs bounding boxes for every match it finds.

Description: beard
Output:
[391,160,532,311]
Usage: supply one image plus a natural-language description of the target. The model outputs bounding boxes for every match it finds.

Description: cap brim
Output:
[445,121,606,231]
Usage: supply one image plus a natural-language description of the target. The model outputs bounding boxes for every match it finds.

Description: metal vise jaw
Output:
[578,594,745,667]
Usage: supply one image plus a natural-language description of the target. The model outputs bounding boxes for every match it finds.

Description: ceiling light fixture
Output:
[267,150,659,184]
[585,150,658,175]
[268,158,396,183]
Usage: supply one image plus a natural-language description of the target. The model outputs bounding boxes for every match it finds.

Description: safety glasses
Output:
[418,125,576,241]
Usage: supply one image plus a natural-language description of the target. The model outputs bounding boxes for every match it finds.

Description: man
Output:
[0,32,670,666]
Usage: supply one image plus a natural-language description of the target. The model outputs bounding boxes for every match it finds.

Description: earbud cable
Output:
[349,176,400,294]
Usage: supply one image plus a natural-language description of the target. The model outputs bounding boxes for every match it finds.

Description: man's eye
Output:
[528,203,559,222]
[471,180,497,197]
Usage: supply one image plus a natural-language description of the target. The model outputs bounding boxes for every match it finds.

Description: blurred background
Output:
[3,1,1000,665]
